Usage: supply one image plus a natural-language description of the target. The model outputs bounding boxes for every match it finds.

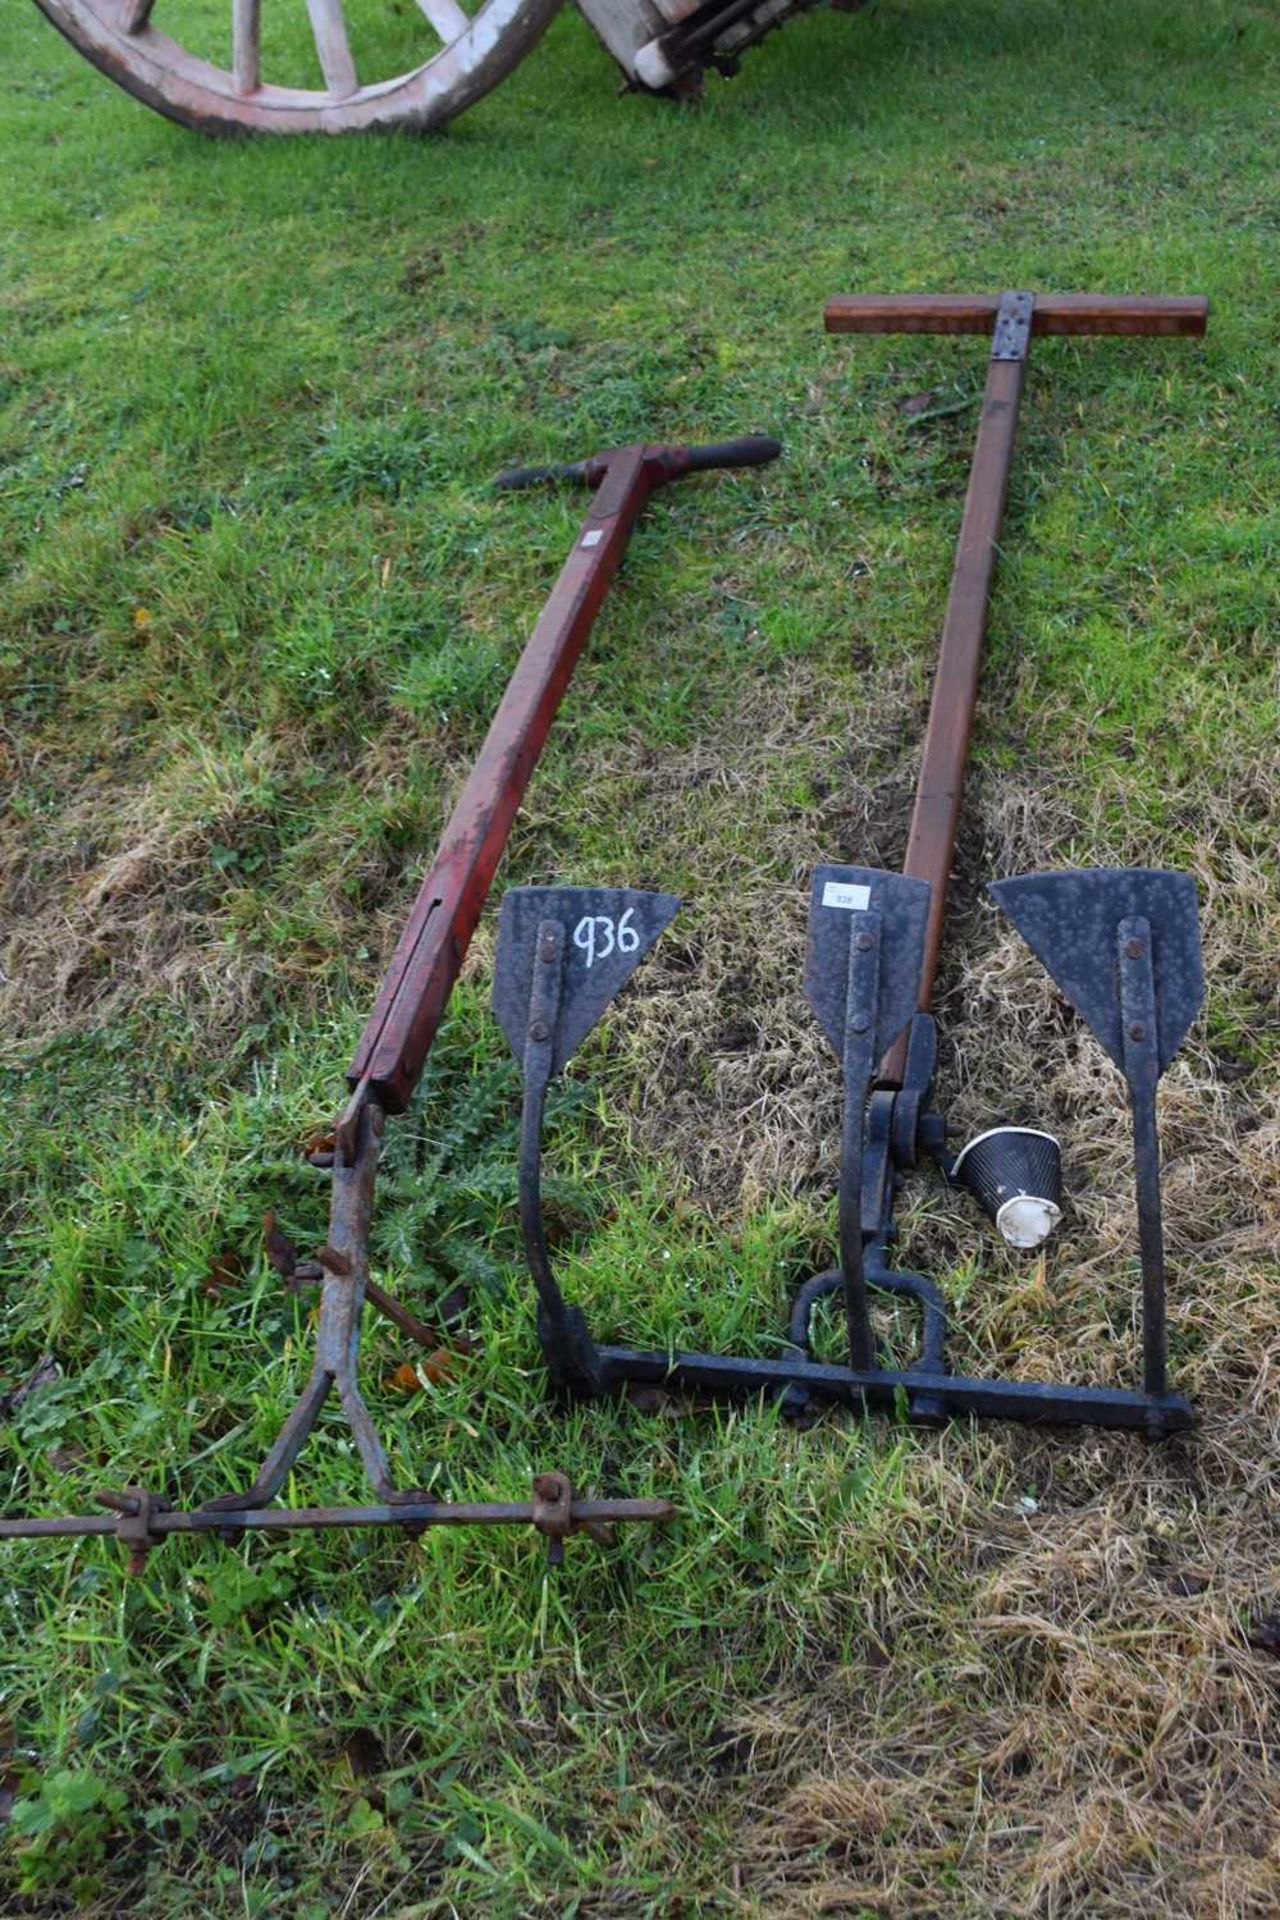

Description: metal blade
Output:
[492,886,680,1077]
[989,868,1204,1075]
[804,866,931,1060]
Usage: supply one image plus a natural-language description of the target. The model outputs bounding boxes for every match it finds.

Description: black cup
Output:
[951,1126,1062,1249]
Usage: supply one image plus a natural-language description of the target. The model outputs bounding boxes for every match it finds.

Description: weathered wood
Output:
[231,0,260,93]
[36,0,562,132]
[825,293,1209,337]
[904,352,1026,1008]
[576,0,666,70]
[416,0,471,41]
[877,347,1029,1090]
[305,0,358,95]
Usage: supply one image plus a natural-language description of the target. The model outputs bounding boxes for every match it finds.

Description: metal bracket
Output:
[201,1095,400,1513]
[803,867,932,1370]
[530,1469,615,1565]
[786,1004,949,1418]
[990,290,1034,361]
[516,919,606,1397]
[836,907,883,1366]
[96,1486,169,1574]
[1118,915,1170,1414]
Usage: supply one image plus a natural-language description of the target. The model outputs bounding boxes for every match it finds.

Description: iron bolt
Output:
[540,937,557,962]
[530,1021,549,1043]
[1128,1022,1146,1042]
[855,932,875,952]
[850,1012,871,1034]
[1125,938,1144,959]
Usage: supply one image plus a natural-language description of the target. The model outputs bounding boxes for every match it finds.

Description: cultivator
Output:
[0,434,780,1564]
[3,293,1213,1575]
[495,291,1210,1436]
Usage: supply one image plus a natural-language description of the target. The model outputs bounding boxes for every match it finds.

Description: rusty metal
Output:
[364,1277,458,1355]
[3,433,777,1569]
[95,1487,169,1574]
[531,1469,572,1565]
[204,1092,390,1513]
[0,1485,675,1549]
[290,1260,469,1356]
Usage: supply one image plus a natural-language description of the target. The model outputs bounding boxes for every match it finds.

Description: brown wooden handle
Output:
[824,293,1208,337]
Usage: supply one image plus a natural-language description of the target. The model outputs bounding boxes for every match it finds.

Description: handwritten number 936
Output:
[573,909,639,969]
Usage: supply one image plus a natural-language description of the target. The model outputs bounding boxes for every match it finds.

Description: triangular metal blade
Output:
[492,886,680,1076]
[989,868,1203,1075]
[804,866,932,1060]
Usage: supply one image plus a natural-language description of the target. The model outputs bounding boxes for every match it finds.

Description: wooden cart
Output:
[33,0,865,134]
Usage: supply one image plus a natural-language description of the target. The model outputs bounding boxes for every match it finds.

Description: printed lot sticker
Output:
[822,881,872,912]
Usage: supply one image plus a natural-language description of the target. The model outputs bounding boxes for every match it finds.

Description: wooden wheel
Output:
[32,0,564,133]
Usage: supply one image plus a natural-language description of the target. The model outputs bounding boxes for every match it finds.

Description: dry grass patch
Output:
[734,1421,1280,1917]
[1,742,281,1054]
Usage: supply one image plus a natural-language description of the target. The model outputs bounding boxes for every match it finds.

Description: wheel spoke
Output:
[232,0,261,92]
[305,0,358,96]
[43,0,567,132]
[415,0,471,44]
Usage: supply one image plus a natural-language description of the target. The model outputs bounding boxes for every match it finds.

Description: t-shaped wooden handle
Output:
[825,292,1208,336]
[823,290,1208,1086]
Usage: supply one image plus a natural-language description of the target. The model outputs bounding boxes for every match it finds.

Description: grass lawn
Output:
[1,0,1278,1910]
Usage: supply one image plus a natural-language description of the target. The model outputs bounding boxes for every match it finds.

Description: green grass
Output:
[2,0,1279,1911]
